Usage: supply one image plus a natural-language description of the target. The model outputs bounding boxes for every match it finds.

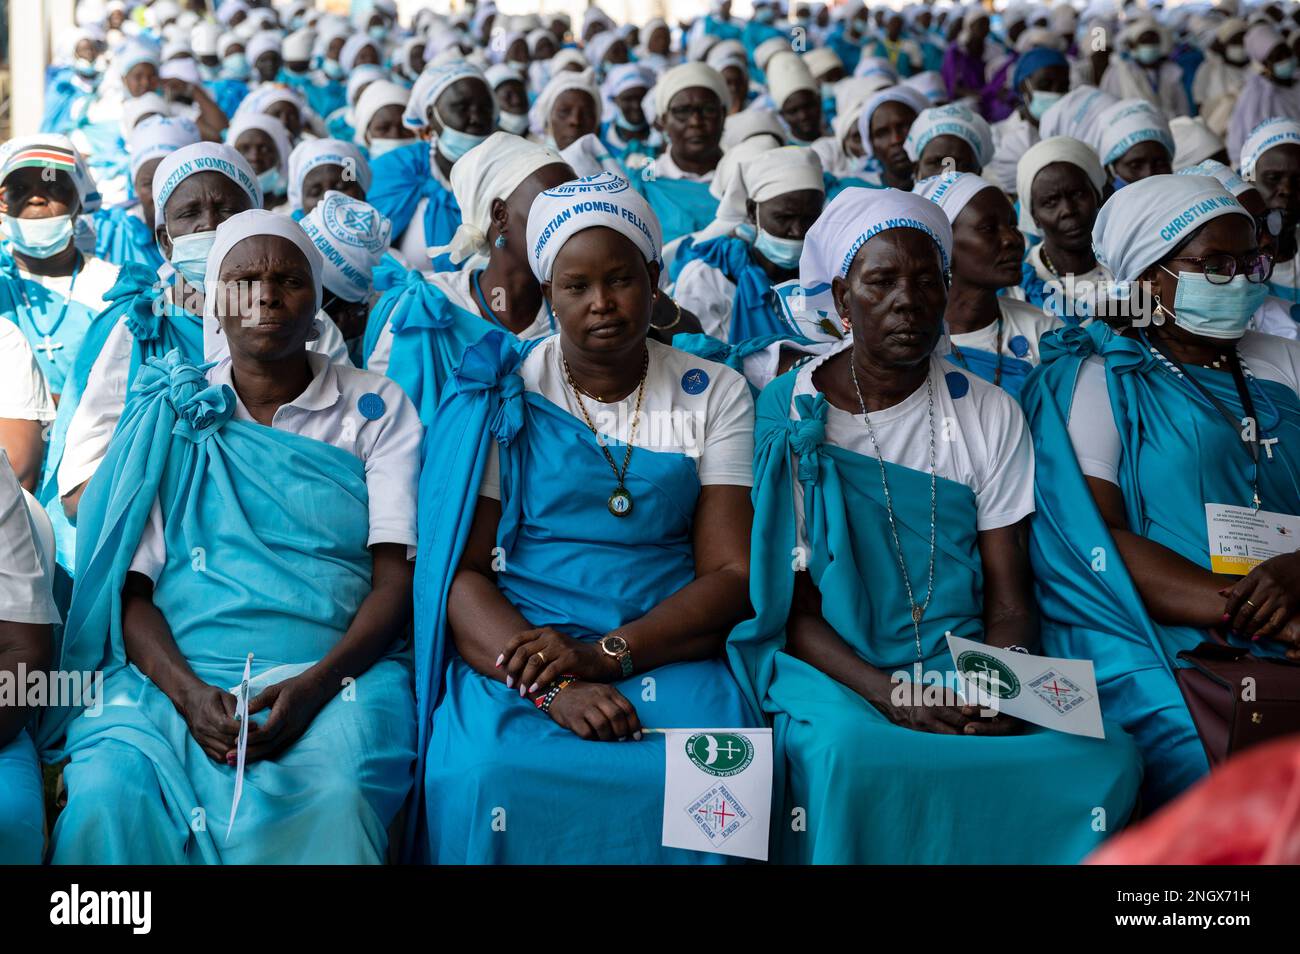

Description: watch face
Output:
[603,635,628,655]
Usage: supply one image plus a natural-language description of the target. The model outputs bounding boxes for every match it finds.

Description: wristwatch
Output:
[599,634,633,678]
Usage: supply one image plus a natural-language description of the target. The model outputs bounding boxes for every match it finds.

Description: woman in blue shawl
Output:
[367,62,497,273]
[412,173,760,863]
[46,210,420,863]
[1021,174,1300,809]
[673,146,824,344]
[631,64,728,244]
[728,186,1141,864]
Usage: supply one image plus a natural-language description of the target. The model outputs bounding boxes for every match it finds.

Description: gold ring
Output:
[1245,599,1257,608]
[535,651,546,664]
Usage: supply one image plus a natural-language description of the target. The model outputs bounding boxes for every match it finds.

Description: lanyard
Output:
[19,256,81,340]
[1142,331,1264,508]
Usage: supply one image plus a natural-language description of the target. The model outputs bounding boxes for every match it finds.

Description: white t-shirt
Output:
[395,160,452,265]
[673,257,738,341]
[1003,244,1113,321]
[790,339,1036,548]
[128,351,421,581]
[59,295,351,499]
[652,150,716,183]
[987,112,1036,194]
[948,297,1063,368]
[479,335,755,499]
[366,267,554,376]
[1067,330,1300,485]
[1252,295,1299,340]
[0,450,60,625]
[0,321,55,422]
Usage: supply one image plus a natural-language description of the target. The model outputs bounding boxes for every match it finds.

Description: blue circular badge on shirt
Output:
[681,368,710,395]
[944,370,970,400]
[357,392,386,420]
[1008,334,1031,358]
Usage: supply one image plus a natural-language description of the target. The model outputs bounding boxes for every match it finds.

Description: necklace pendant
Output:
[608,486,633,517]
[911,605,924,624]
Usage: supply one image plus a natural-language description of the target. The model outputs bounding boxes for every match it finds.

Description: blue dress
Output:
[366,142,459,272]
[726,365,1142,863]
[411,333,758,863]
[628,169,720,246]
[672,236,802,343]
[45,352,416,864]
[0,251,101,397]
[1021,323,1300,809]
[0,730,45,863]
[92,204,164,272]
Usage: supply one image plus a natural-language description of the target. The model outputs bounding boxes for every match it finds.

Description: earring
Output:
[494,232,507,248]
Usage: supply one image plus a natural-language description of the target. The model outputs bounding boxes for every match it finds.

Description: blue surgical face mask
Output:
[1273,57,1297,80]
[434,108,490,162]
[498,111,531,136]
[73,56,101,79]
[1111,172,1128,191]
[322,59,345,80]
[4,214,75,258]
[1027,88,1062,120]
[1134,44,1162,65]
[367,137,408,159]
[167,228,217,284]
[755,7,776,23]
[754,225,804,270]
[257,166,285,196]
[369,25,389,42]
[222,52,249,79]
[1159,266,1266,340]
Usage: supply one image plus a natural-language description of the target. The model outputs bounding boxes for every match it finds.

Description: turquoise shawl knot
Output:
[131,350,235,443]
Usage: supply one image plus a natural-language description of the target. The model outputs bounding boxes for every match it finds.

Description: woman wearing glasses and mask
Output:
[1023,174,1300,810]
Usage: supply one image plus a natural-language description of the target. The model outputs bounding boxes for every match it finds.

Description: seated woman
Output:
[414,172,759,863]
[286,138,371,218]
[635,64,730,243]
[0,322,56,492]
[767,53,824,147]
[600,65,657,163]
[0,449,59,864]
[93,116,202,272]
[727,187,1141,864]
[368,62,497,272]
[229,113,293,210]
[1238,118,1300,304]
[366,134,574,422]
[351,80,414,163]
[985,46,1069,194]
[46,210,420,864]
[1097,99,1174,190]
[674,146,825,343]
[905,102,995,179]
[1010,137,1112,325]
[486,64,531,138]
[1023,174,1300,809]
[914,172,1062,400]
[856,85,932,189]
[529,69,602,152]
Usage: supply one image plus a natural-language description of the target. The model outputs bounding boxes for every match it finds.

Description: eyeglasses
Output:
[667,102,722,122]
[1166,252,1274,284]
[1255,208,1286,238]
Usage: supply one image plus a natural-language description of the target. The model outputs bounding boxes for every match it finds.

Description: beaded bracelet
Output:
[536,676,577,712]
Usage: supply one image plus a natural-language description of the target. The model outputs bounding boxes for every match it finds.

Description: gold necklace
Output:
[563,349,650,517]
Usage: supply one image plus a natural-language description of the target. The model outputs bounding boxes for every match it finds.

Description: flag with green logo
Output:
[661,728,773,860]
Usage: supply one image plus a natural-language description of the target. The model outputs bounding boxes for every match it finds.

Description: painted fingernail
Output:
[633,731,642,741]
[505,676,513,688]
[519,685,527,697]
[494,654,504,667]
[1222,614,1231,622]
[528,683,538,694]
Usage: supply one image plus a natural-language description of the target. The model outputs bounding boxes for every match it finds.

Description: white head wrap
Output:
[1038,85,1118,150]
[835,76,896,120]
[160,57,200,85]
[857,86,931,159]
[353,80,410,145]
[128,115,202,187]
[913,171,999,222]
[1170,116,1226,172]
[1097,99,1174,168]
[121,92,171,137]
[286,138,370,211]
[584,29,624,67]
[706,40,749,77]
[525,172,661,282]
[754,36,791,73]
[1015,135,1106,235]
[722,110,787,149]
[299,192,391,302]
[339,33,381,73]
[529,68,601,137]
[228,113,292,178]
[0,134,101,213]
[192,21,221,57]
[712,135,783,203]
[904,103,994,167]
[1239,118,1300,180]
[800,186,953,289]
[902,70,948,105]
[710,143,825,237]
[601,62,653,102]
[559,133,626,178]
[283,28,314,62]
[152,142,261,227]
[1178,160,1253,198]
[653,63,729,116]
[767,52,818,110]
[202,209,324,342]
[1244,22,1285,63]
[437,131,568,264]
[117,39,160,78]
[404,61,491,132]
[1092,174,1251,283]
[804,47,844,80]
[245,30,281,67]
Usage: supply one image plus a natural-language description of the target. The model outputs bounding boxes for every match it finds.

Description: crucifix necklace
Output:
[19,259,80,363]
[850,356,938,660]
[564,349,649,518]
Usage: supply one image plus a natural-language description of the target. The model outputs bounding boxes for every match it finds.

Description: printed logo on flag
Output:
[1029,669,1092,715]
[685,732,754,777]
[686,783,752,847]
[955,649,1020,699]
